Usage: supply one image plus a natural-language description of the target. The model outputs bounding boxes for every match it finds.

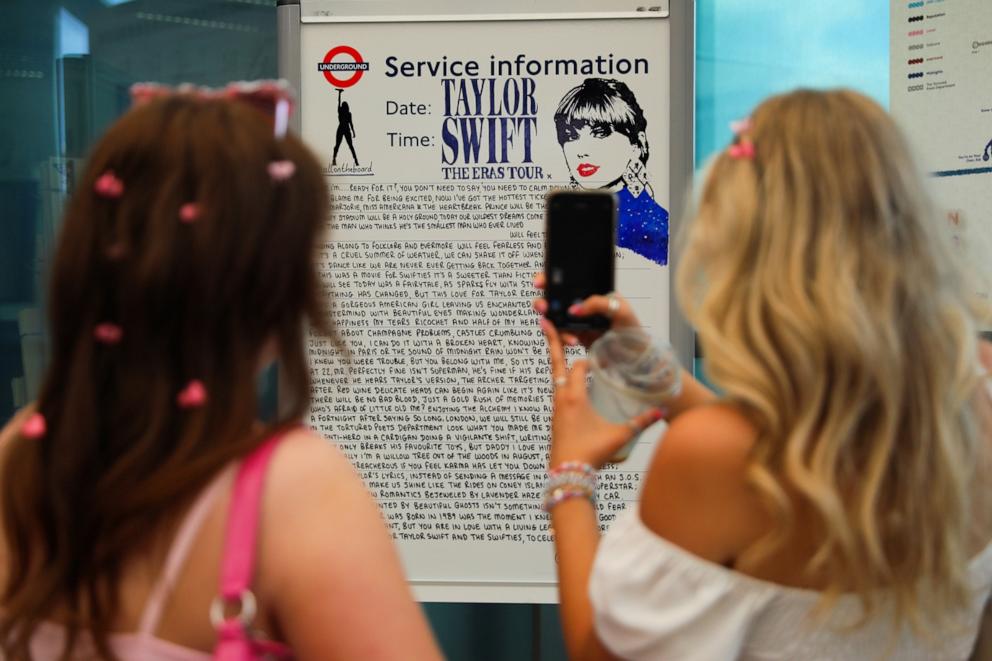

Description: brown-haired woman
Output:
[0,84,442,660]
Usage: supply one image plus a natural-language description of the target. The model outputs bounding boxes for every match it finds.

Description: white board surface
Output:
[297,9,676,602]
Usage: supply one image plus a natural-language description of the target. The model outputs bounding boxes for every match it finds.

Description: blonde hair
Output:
[677,89,991,631]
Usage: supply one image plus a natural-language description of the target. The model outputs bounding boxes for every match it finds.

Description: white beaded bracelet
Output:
[542,462,598,512]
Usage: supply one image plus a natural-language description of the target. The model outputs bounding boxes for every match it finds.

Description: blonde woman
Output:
[535,89,992,659]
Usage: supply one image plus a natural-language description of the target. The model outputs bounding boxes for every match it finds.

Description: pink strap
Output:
[219,430,288,599]
[213,429,295,660]
[139,470,230,635]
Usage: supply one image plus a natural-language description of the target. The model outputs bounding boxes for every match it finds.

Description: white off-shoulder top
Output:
[589,508,992,660]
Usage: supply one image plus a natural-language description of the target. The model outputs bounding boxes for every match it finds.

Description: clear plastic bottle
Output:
[586,327,682,461]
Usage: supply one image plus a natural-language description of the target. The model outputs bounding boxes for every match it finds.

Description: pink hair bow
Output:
[21,413,46,439]
[130,80,295,138]
[728,142,756,159]
[730,118,753,135]
[94,171,125,198]
[177,380,208,408]
[728,117,755,159]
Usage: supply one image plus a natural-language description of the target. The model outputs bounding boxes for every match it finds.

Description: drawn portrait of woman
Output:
[554,78,669,266]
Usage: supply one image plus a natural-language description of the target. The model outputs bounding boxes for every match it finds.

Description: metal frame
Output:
[276,0,697,603]
[666,0,696,370]
[277,0,303,135]
[296,0,669,22]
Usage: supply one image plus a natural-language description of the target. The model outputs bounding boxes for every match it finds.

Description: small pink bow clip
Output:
[179,202,202,223]
[177,380,208,409]
[728,141,756,159]
[94,323,124,345]
[21,413,47,439]
[94,171,125,198]
[728,117,755,159]
[268,160,296,181]
[730,117,753,135]
[131,80,295,138]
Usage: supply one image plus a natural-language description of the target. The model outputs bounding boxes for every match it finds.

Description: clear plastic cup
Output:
[587,328,682,461]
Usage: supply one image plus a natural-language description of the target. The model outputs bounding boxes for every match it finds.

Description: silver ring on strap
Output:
[210,589,258,630]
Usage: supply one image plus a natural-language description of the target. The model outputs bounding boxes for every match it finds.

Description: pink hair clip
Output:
[224,81,294,138]
[728,141,756,160]
[130,82,172,106]
[93,323,124,345]
[179,202,202,223]
[129,80,295,138]
[94,171,124,198]
[177,379,208,409]
[730,117,753,135]
[268,160,296,181]
[21,413,47,439]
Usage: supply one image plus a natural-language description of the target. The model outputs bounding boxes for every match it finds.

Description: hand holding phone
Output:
[544,190,617,331]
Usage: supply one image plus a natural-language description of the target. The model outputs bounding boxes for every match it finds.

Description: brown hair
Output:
[0,95,337,659]
[678,89,991,634]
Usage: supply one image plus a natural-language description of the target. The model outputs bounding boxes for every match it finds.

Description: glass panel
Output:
[0,0,277,421]
[696,1,889,165]
[692,0,889,393]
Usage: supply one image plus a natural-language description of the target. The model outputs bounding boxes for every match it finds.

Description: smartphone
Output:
[544,190,617,331]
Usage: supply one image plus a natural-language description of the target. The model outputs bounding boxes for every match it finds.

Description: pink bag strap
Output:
[212,428,294,661]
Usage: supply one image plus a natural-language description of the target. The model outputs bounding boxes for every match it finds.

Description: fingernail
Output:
[539,318,552,333]
[565,336,579,346]
[568,304,582,315]
[652,408,667,421]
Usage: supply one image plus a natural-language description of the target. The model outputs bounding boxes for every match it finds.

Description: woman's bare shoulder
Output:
[262,427,373,522]
[0,406,35,446]
[638,403,768,564]
[647,403,760,484]
[258,426,384,589]
[257,427,441,658]
[261,425,382,545]
[0,407,39,576]
[0,406,37,485]
[268,427,358,481]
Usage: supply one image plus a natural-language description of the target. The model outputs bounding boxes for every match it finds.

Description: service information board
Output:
[890,0,992,316]
[301,16,671,601]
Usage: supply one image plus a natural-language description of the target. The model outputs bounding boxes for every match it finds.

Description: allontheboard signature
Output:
[324,161,375,177]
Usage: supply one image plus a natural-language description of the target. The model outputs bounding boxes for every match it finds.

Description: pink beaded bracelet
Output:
[542,462,598,512]
[548,461,596,477]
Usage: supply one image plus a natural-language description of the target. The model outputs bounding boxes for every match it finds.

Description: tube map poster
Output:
[891,0,992,325]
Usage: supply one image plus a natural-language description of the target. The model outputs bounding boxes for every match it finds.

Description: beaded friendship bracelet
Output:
[542,461,598,512]
[548,461,597,478]
[542,485,595,512]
